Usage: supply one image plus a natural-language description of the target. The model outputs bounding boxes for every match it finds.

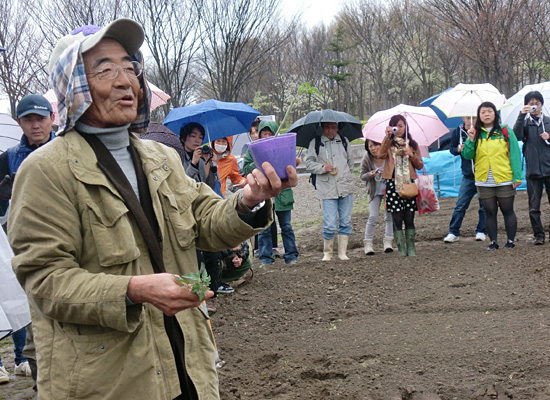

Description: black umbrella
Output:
[287,109,363,148]
[141,122,186,162]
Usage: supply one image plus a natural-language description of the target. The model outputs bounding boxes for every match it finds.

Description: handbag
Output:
[416,173,439,215]
[398,182,418,199]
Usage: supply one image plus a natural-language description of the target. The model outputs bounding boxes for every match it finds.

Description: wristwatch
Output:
[237,192,265,214]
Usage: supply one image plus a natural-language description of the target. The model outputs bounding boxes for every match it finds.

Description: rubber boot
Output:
[363,239,374,255]
[337,235,350,260]
[393,230,407,256]
[322,238,334,261]
[405,229,416,256]
[383,236,394,253]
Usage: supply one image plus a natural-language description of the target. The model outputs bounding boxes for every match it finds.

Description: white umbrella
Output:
[363,104,449,154]
[432,83,510,118]
[500,81,550,127]
[0,114,23,153]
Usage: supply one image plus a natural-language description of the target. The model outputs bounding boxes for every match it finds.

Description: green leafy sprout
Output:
[174,266,211,302]
[275,82,321,137]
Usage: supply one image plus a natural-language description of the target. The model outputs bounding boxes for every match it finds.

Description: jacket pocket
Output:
[161,188,198,250]
[86,200,141,267]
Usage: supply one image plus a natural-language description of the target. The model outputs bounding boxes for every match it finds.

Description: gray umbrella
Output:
[141,122,186,163]
[287,109,363,148]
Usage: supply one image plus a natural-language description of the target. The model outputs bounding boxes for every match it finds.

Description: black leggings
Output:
[481,196,516,243]
[392,209,415,231]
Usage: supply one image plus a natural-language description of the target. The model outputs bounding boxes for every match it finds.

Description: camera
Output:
[530,105,538,112]
[200,145,212,155]
[392,127,398,133]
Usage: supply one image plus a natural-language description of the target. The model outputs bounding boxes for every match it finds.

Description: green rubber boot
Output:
[393,230,407,256]
[405,229,416,257]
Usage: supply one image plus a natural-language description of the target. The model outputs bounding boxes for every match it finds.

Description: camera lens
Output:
[201,145,212,154]
[392,127,398,133]
[531,105,538,112]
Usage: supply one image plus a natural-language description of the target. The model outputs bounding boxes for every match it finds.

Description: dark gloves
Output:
[0,173,14,201]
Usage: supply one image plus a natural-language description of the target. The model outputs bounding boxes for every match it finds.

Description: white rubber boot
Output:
[383,236,394,253]
[363,239,374,255]
[322,238,334,261]
[337,235,350,261]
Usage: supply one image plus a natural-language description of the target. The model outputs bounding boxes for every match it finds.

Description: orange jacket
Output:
[213,136,246,197]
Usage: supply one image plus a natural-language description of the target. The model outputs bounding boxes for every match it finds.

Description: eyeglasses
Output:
[87,61,143,81]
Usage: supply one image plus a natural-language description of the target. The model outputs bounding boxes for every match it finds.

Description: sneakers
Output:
[486,241,499,251]
[475,232,487,241]
[285,259,298,265]
[443,233,459,243]
[534,236,545,245]
[0,365,9,384]
[217,284,234,294]
[503,240,515,249]
[272,248,282,258]
[14,361,31,377]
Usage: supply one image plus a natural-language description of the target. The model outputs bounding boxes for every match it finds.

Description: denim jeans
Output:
[448,176,486,236]
[526,176,550,239]
[0,327,27,367]
[259,210,299,264]
[364,195,393,239]
[322,194,353,239]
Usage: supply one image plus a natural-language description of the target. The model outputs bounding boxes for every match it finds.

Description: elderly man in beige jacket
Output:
[8,19,296,400]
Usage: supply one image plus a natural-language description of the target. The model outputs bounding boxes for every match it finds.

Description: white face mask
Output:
[215,144,227,153]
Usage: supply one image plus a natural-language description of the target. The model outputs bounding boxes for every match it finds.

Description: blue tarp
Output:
[422,143,527,198]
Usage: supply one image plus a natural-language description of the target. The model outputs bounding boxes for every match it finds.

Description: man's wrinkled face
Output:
[81,39,141,128]
[17,114,53,146]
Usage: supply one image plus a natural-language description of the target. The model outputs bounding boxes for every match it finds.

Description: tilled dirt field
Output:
[213,180,550,400]
[3,176,550,400]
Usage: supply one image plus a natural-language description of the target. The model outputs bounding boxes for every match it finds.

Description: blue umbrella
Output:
[163,99,260,144]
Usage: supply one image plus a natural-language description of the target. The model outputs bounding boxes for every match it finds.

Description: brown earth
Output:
[213,181,550,400]
[3,177,550,400]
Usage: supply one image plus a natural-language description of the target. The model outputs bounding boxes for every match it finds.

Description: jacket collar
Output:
[65,129,171,197]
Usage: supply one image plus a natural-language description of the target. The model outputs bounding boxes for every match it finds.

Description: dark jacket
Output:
[449,125,475,178]
[513,113,550,178]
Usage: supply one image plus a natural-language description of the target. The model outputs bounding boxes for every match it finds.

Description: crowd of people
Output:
[1,15,550,400]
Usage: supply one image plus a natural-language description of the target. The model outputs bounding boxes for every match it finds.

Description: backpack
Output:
[309,135,349,189]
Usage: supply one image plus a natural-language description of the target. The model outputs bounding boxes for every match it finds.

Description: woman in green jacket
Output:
[462,101,523,251]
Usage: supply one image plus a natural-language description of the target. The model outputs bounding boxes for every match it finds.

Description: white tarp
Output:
[0,227,30,340]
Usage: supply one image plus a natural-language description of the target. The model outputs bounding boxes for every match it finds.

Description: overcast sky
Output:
[280,0,345,27]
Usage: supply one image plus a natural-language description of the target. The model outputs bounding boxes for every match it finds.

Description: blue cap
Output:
[16,94,53,119]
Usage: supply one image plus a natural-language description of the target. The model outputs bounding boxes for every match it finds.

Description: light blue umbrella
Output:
[163,99,260,144]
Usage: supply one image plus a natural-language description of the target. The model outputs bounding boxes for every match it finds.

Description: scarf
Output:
[390,137,411,193]
[49,42,151,135]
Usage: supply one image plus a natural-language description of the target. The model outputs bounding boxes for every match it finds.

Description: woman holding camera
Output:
[179,122,218,189]
[378,115,424,256]
[462,102,523,251]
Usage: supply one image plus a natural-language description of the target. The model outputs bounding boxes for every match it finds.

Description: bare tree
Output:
[199,0,295,102]
[424,0,534,95]
[0,0,47,118]
[131,0,203,112]
[25,0,127,49]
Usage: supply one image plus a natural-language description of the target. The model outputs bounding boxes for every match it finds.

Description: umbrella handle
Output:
[330,167,338,175]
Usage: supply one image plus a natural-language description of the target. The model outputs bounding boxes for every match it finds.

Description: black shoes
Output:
[503,240,515,249]
[534,236,545,245]
[486,241,499,251]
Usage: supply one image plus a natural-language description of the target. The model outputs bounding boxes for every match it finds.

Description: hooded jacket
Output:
[462,125,523,185]
[305,133,355,200]
[8,129,272,400]
[513,112,550,178]
[212,136,246,197]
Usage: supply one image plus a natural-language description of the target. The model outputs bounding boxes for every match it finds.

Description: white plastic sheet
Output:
[0,228,30,340]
